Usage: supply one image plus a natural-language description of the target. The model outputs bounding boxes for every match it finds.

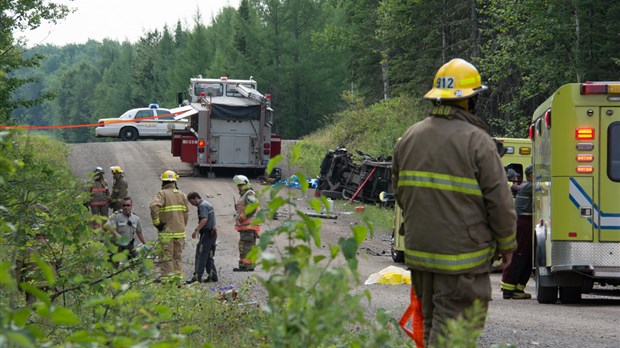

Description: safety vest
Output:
[235,189,260,232]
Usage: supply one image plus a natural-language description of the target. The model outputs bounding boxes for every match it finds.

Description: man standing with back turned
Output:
[186,192,218,283]
[392,58,517,346]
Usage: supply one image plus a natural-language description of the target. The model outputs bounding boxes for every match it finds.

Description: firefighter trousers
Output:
[410,269,491,347]
[238,230,257,269]
[159,237,185,276]
[501,215,533,291]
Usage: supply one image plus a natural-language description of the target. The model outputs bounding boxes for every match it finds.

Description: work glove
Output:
[155,223,165,232]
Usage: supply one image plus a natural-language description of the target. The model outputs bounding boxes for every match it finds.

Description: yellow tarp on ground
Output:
[364,265,411,285]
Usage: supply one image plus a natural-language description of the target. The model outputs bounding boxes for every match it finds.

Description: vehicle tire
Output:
[559,286,581,304]
[320,190,342,200]
[390,230,404,263]
[120,127,139,141]
[535,267,558,304]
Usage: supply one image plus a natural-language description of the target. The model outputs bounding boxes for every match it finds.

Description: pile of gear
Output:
[317,147,393,205]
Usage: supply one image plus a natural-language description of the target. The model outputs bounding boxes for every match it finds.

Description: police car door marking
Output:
[569,178,620,230]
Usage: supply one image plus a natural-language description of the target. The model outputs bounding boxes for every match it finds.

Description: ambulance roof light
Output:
[529,124,535,141]
[545,110,551,128]
[580,81,620,95]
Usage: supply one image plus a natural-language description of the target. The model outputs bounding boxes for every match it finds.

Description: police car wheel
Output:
[120,127,139,141]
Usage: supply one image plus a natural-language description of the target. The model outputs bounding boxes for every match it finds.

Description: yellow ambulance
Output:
[531,81,620,304]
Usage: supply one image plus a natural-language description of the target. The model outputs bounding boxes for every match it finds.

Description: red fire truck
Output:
[171,76,279,176]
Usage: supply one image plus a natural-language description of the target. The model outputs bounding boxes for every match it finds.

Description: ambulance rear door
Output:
[599,107,620,242]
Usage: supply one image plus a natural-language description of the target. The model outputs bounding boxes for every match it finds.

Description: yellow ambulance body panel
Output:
[532,82,620,304]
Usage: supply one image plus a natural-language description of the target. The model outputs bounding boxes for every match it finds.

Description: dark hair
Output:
[187,192,201,200]
[123,196,132,202]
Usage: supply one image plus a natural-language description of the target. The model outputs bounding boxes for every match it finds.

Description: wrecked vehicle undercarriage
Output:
[317,147,394,206]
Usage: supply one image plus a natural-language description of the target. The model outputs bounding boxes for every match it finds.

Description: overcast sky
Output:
[18,0,240,46]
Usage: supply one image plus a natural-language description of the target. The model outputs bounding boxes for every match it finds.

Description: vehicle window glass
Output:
[609,121,620,182]
[194,83,223,97]
[226,83,256,97]
[135,110,153,120]
[156,109,173,120]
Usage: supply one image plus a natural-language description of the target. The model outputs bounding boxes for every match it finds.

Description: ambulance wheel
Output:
[120,127,139,141]
[559,286,581,304]
[535,267,558,304]
[390,230,404,263]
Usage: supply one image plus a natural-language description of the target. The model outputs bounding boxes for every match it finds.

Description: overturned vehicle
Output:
[317,147,393,205]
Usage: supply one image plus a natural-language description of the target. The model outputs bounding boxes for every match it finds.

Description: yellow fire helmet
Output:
[110,166,124,174]
[160,170,178,182]
[424,58,488,101]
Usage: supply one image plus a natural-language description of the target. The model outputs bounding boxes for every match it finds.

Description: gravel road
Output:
[68,140,620,348]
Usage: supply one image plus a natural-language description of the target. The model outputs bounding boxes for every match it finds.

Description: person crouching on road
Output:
[149,170,190,278]
[109,166,128,212]
[233,175,260,272]
[104,196,146,260]
[186,192,218,284]
[392,58,516,347]
[501,164,534,299]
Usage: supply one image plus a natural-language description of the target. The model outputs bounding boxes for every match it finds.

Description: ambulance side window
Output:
[609,122,620,182]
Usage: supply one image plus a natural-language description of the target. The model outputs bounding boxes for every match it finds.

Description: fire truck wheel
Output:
[120,127,139,141]
[390,230,404,263]
[559,286,581,304]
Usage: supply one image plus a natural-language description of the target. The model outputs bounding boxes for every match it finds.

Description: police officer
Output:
[104,196,146,259]
[501,164,534,299]
[233,175,260,272]
[149,170,190,278]
[109,166,128,212]
[393,58,516,346]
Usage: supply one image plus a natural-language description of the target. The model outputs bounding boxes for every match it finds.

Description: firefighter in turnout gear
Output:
[233,175,260,272]
[149,170,190,277]
[392,58,517,346]
[109,166,128,212]
[88,167,110,228]
[501,164,533,299]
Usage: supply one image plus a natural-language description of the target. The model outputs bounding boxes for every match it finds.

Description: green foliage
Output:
[436,300,487,348]
[251,158,413,347]
[0,133,262,347]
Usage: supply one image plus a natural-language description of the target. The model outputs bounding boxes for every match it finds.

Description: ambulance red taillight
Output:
[198,140,205,153]
[263,143,270,155]
[575,128,595,140]
[544,110,551,128]
[529,124,535,140]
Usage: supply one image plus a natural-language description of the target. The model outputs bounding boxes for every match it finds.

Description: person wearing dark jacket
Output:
[393,58,517,346]
[501,164,534,299]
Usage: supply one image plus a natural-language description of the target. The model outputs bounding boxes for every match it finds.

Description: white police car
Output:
[95,104,188,141]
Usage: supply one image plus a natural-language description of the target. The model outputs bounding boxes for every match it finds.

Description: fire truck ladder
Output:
[236,84,265,103]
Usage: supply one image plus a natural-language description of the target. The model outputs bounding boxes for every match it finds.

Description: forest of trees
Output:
[3,0,620,142]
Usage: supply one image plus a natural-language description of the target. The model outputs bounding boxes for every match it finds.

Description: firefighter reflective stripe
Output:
[159,231,186,239]
[159,205,188,213]
[398,170,482,196]
[501,281,517,291]
[496,233,517,252]
[404,246,494,272]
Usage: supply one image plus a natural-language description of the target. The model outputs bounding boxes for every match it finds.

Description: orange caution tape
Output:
[0,111,186,130]
[399,284,424,347]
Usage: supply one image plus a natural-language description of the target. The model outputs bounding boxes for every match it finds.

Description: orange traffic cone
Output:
[399,284,424,347]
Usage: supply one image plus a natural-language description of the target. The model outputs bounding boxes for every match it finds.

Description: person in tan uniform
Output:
[149,170,190,278]
[393,58,517,346]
